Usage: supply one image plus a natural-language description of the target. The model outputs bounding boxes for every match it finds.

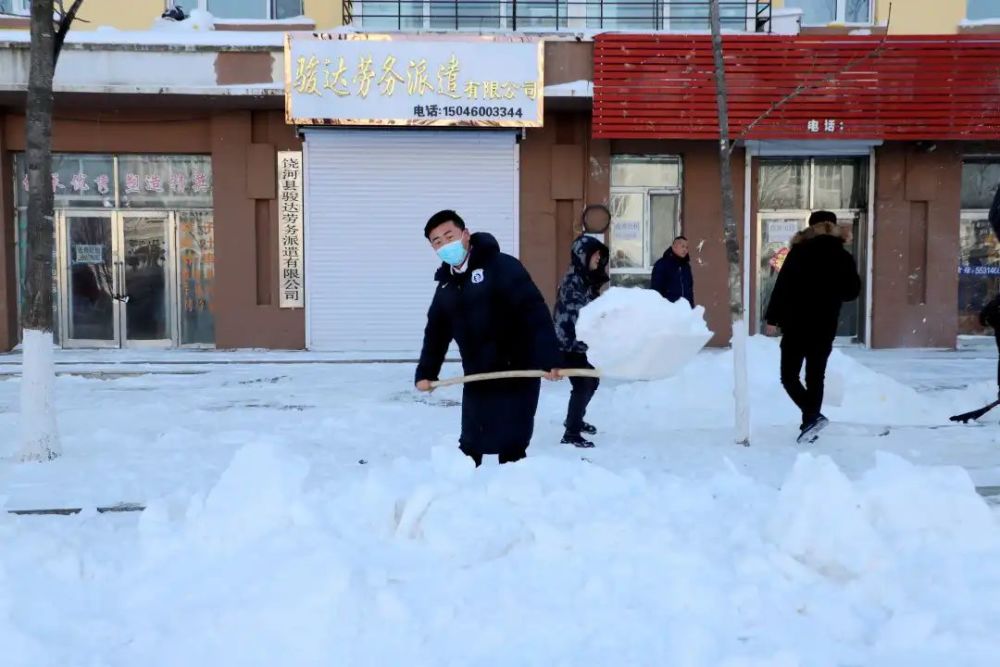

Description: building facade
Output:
[0,0,998,353]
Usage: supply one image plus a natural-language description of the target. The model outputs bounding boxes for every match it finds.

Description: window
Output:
[204,0,303,20]
[788,0,871,24]
[608,157,682,288]
[587,0,750,30]
[958,159,1000,335]
[968,0,1000,20]
[757,156,869,339]
[0,0,29,15]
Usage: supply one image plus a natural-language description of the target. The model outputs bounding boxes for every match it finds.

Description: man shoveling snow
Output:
[415,210,563,467]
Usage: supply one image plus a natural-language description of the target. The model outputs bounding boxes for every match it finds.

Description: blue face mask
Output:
[436,240,468,267]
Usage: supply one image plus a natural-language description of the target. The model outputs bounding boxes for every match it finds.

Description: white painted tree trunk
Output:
[732,316,751,445]
[710,0,751,446]
[18,328,60,462]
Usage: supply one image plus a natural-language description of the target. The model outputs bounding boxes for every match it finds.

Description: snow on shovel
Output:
[431,287,713,388]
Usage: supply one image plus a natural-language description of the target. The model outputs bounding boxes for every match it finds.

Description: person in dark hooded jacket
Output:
[415,210,562,467]
[765,210,861,442]
[650,236,694,306]
[553,235,610,448]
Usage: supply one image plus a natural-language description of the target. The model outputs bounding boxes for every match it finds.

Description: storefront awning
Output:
[593,34,1000,141]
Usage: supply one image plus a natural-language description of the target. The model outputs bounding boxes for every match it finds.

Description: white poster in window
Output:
[73,244,103,264]
[767,220,800,245]
[612,219,641,242]
[277,151,304,309]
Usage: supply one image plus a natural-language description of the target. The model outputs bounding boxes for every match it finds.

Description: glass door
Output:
[756,212,809,334]
[119,212,173,348]
[58,211,121,348]
[56,211,176,349]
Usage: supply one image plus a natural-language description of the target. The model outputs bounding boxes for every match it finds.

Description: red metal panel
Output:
[593,34,1000,140]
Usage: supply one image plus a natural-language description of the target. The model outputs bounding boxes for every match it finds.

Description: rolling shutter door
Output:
[304,129,519,355]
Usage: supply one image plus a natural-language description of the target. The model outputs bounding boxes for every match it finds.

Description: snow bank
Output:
[577,287,713,380]
[596,335,948,431]
[5,444,999,666]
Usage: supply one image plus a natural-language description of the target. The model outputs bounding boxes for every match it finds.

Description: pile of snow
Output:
[594,335,950,432]
[577,287,713,381]
[4,443,1000,665]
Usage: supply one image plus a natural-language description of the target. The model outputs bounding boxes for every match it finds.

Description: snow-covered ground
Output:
[2,337,1000,665]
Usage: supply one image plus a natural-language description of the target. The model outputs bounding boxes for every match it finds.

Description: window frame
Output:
[791,0,874,26]
[608,155,683,279]
[756,156,869,340]
[3,0,30,16]
[197,0,304,20]
[967,0,1000,21]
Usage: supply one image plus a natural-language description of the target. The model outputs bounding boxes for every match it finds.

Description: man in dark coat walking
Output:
[765,210,861,442]
[650,236,694,306]
[415,210,562,467]
[980,294,1000,399]
[982,182,1000,399]
[553,235,610,448]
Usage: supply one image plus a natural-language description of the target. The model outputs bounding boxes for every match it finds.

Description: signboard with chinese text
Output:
[73,244,103,265]
[285,35,544,127]
[277,151,305,309]
[766,220,800,245]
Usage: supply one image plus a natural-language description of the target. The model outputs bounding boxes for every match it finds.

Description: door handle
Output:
[113,261,130,303]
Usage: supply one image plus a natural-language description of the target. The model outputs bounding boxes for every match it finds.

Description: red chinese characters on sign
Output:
[144,175,164,193]
[95,174,111,195]
[169,172,187,195]
[191,171,210,194]
[125,173,141,194]
[70,172,90,193]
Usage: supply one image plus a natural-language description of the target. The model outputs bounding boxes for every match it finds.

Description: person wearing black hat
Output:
[764,210,861,443]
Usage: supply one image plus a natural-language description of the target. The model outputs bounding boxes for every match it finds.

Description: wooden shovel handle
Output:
[429,368,601,389]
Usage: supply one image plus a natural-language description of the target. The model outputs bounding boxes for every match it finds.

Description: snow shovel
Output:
[429,331,713,389]
[430,368,600,389]
[949,399,1000,424]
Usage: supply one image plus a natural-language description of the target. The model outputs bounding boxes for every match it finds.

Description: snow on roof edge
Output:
[0,28,286,48]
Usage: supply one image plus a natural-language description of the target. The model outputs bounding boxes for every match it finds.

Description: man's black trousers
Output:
[779,333,834,426]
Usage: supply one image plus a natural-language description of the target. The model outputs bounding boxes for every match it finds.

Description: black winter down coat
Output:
[415,233,561,456]
[764,222,861,341]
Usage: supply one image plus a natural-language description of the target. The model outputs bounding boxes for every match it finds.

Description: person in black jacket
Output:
[650,236,694,307]
[415,210,562,467]
[765,210,861,441]
[553,235,610,448]
[980,293,1000,400]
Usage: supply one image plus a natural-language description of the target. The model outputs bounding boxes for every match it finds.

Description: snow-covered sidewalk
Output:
[2,338,1000,665]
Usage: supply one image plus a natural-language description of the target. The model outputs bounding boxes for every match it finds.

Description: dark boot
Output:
[564,420,597,435]
[561,431,595,448]
[796,414,829,444]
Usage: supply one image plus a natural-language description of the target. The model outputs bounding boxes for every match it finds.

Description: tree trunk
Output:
[709,0,751,446]
[20,0,60,461]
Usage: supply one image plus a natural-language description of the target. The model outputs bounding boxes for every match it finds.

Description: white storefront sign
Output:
[767,220,800,244]
[277,150,304,309]
[285,34,544,127]
[73,244,103,264]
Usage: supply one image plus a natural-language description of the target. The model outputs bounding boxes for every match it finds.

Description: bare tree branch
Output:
[53,0,84,64]
[727,3,894,157]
